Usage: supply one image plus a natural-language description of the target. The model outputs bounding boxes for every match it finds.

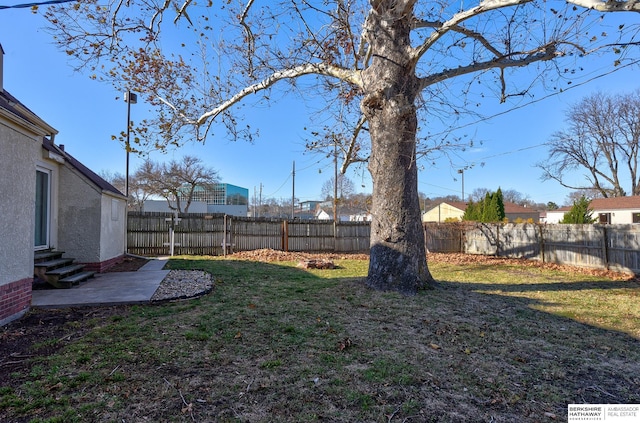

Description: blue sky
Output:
[1,6,638,207]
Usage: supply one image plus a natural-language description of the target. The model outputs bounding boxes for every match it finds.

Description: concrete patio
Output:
[31,258,170,308]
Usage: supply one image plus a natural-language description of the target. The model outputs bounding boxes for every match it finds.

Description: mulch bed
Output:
[105,255,150,272]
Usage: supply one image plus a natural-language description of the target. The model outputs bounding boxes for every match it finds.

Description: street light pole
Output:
[457,169,464,202]
[124,90,137,198]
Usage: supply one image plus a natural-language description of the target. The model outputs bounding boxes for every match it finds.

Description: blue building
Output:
[144,183,249,216]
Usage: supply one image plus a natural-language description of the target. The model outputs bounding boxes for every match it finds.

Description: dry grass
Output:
[1,252,639,422]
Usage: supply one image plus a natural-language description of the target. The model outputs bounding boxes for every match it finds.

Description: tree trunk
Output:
[361,3,434,295]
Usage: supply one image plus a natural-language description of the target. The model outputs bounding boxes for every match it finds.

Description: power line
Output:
[263,157,324,198]
[0,0,75,10]
[476,143,546,162]
[429,59,640,139]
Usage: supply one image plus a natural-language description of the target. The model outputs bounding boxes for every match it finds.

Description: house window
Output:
[599,213,611,224]
[111,199,120,221]
[633,213,640,224]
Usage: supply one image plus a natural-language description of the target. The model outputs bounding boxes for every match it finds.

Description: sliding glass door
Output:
[35,168,50,249]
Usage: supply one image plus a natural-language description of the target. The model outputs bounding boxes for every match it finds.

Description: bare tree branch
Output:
[411,0,532,62]
[174,0,194,25]
[412,19,503,57]
[419,43,561,90]
[195,63,362,126]
[567,0,640,12]
[341,114,368,173]
[239,0,257,76]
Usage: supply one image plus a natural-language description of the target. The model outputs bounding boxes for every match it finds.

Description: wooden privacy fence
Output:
[128,213,640,274]
[127,212,371,256]
[424,222,640,274]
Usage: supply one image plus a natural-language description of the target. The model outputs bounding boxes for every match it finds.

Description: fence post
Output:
[229,215,234,254]
[282,220,289,252]
[538,224,545,263]
[601,225,610,270]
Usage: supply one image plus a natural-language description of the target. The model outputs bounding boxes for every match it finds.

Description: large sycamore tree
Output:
[45,0,639,294]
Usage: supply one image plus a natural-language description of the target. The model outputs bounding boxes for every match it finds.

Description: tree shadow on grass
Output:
[436,278,640,293]
[423,279,640,414]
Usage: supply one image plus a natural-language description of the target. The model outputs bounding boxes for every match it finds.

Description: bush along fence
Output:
[127,213,640,274]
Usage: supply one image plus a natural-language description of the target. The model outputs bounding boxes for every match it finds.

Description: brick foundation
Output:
[82,254,125,273]
[0,278,32,326]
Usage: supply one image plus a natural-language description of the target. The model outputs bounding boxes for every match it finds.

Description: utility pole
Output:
[333,136,338,221]
[291,161,295,219]
[124,90,137,198]
[259,183,263,218]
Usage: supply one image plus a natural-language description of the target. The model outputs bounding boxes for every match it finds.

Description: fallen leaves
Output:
[230,249,368,263]
[228,249,635,281]
[296,259,336,269]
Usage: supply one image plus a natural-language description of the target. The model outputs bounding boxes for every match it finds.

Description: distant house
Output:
[315,205,372,222]
[299,200,322,212]
[422,201,468,222]
[590,197,640,224]
[503,202,541,222]
[0,45,126,325]
[292,200,321,220]
[543,206,572,224]
[546,197,640,224]
[422,201,540,223]
[315,208,332,220]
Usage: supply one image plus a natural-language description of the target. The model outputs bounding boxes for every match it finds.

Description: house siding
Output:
[0,119,40,325]
[57,164,126,268]
[423,203,464,222]
[99,194,126,263]
[544,198,640,224]
[57,163,103,264]
[594,208,637,224]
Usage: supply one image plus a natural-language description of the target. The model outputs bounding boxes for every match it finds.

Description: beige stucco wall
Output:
[100,194,126,262]
[57,164,126,264]
[57,165,104,263]
[0,121,39,285]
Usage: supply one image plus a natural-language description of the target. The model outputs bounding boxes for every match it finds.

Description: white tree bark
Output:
[195,64,362,126]
[566,0,640,12]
